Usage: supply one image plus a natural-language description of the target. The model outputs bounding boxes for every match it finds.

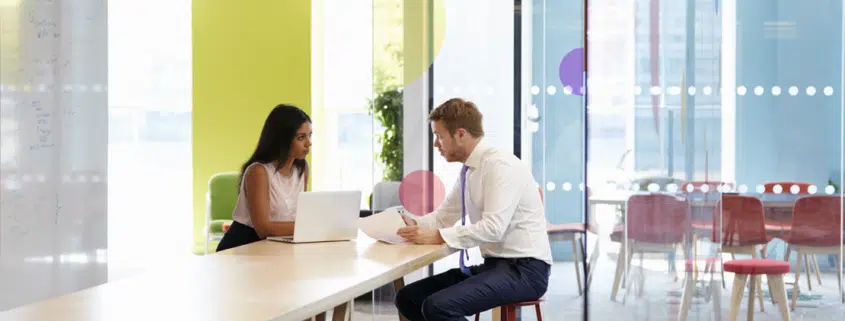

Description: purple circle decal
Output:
[558,48,585,96]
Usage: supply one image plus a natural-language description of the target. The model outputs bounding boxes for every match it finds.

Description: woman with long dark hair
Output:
[216,104,312,252]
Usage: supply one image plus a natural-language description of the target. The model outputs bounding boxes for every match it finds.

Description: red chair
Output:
[781,195,845,311]
[724,259,791,321]
[763,181,822,286]
[542,187,591,296]
[715,194,774,310]
[474,299,543,321]
[610,194,691,302]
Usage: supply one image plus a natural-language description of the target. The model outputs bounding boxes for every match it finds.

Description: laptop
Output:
[267,190,361,243]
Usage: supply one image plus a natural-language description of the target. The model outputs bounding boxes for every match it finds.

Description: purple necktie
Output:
[459,164,470,275]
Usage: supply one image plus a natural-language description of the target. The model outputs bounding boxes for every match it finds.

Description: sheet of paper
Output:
[358,206,409,244]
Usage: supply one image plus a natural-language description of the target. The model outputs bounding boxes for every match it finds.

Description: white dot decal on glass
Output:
[650,86,662,95]
[528,121,539,133]
[687,86,696,95]
[806,86,816,96]
[756,185,765,193]
[754,86,764,96]
[631,183,641,191]
[37,174,45,182]
[92,176,101,183]
[808,185,818,194]
[773,184,783,194]
[77,175,87,183]
[579,86,586,95]
[702,86,713,95]
[7,85,15,92]
[0,84,5,92]
[62,175,72,183]
[647,183,660,192]
[531,86,540,95]
[22,175,31,182]
[716,185,724,193]
[22,85,31,92]
[546,86,556,95]
[92,84,103,92]
[686,184,694,193]
[562,182,572,191]
[700,185,710,193]
[737,86,747,96]
[78,85,88,92]
[668,86,681,95]
[789,86,799,96]
[667,183,678,193]
[790,185,800,194]
[563,86,573,95]
[63,84,72,92]
[546,182,556,191]
[527,104,539,119]
[634,86,642,95]
[825,185,835,194]
[824,86,834,96]
[579,183,584,191]
[739,185,749,193]
[772,86,782,96]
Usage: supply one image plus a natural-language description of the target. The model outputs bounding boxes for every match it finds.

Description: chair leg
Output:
[610,243,627,301]
[571,238,583,296]
[677,271,696,321]
[767,274,792,321]
[811,254,822,286]
[804,254,813,291]
[534,303,543,321]
[474,312,480,321]
[727,274,749,321]
[791,253,804,311]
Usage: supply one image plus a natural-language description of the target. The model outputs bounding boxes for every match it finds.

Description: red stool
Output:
[474,299,543,321]
[724,259,791,321]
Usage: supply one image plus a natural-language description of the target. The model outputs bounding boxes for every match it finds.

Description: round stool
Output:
[474,299,543,321]
[724,259,791,321]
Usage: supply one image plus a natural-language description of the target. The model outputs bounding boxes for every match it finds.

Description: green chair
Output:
[205,171,240,254]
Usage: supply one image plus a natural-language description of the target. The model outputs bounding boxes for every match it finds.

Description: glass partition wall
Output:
[360,0,844,320]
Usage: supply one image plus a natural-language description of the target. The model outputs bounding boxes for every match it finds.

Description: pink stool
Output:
[724,259,791,321]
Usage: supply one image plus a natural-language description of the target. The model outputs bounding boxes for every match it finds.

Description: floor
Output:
[340,255,845,321]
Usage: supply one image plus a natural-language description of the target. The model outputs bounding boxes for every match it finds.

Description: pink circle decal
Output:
[399,170,446,216]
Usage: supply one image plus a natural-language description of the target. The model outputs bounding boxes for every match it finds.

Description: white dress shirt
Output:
[415,141,554,266]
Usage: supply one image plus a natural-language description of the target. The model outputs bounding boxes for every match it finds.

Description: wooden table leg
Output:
[393,278,409,321]
[331,301,350,321]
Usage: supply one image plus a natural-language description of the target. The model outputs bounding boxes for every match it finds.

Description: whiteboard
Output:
[0,0,108,311]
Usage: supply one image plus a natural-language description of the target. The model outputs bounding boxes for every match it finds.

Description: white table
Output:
[0,234,454,321]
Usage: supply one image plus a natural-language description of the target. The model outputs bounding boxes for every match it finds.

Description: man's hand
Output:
[396,225,445,245]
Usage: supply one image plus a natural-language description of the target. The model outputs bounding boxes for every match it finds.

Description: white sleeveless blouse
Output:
[231,162,306,228]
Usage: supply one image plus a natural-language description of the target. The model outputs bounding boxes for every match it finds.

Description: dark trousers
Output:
[395,257,550,321]
[215,221,261,252]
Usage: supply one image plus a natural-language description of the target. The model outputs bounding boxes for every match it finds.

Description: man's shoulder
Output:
[479,147,532,177]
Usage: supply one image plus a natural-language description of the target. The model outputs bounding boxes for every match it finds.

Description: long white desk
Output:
[0,234,453,321]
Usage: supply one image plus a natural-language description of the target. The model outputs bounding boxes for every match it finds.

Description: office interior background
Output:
[1,0,844,320]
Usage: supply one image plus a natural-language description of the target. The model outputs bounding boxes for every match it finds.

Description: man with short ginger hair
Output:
[395,98,552,321]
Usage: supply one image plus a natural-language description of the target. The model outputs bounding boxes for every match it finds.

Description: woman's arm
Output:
[244,164,295,238]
